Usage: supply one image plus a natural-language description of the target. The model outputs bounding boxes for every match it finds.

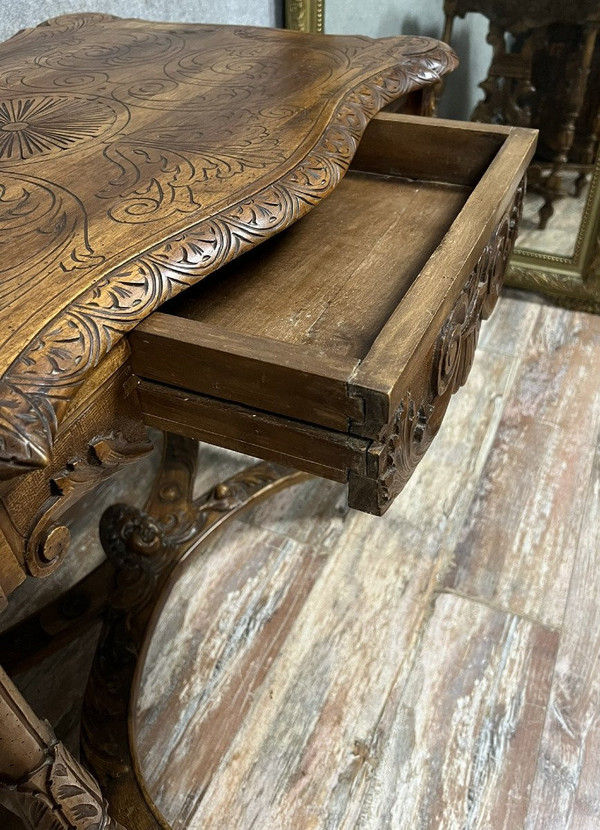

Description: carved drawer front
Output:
[131,113,536,515]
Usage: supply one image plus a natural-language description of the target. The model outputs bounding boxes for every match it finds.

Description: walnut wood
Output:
[131,314,364,431]
[157,171,469,362]
[6,295,599,828]
[133,114,535,514]
[350,121,535,424]
[137,380,370,483]
[0,13,457,480]
[0,17,534,828]
[0,341,150,597]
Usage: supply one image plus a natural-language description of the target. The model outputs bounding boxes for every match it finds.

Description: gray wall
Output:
[325,2,491,121]
[1,0,281,43]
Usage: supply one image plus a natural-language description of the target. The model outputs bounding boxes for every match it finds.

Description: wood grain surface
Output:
[4,290,600,829]
[160,174,470,360]
[0,13,456,479]
[443,305,600,628]
[132,142,536,516]
[526,442,600,829]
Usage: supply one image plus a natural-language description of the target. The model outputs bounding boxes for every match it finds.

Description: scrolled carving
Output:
[435,178,525,398]
[0,15,457,480]
[99,124,285,224]
[376,393,435,506]
[25,431,153,577]
[363,179,525,514]
[506,261,600,312]
[0,171,104,276]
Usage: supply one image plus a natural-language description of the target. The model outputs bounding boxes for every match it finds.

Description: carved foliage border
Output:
[371,179,525,511]
[0,30,457,480]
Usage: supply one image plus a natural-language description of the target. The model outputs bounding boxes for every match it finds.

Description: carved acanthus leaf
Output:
[25,431,153,577]
[0,34,457,480]
[366,179,525,513]
[0,741,125,830]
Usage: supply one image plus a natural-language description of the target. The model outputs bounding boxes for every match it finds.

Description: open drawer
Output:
[129,113,536,515]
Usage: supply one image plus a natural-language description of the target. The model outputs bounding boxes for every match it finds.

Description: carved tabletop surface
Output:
[0,13,456,481]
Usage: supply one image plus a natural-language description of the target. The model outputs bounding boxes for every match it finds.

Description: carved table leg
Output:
[81,433,308,828]
[539,24,599,230]
[0,665,125,830]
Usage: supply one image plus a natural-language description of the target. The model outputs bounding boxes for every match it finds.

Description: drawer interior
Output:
[131,114,534,440]
[162,170,471,362]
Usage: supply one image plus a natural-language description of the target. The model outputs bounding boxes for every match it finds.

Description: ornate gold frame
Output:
[284,0,600,311]
[284,0,324,33]
[507,156,600,311]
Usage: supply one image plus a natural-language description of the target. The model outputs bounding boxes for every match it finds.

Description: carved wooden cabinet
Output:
[0,14,535,830]
[442,0,600,230]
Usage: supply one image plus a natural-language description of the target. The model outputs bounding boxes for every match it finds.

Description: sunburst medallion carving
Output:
[0,95,124,162]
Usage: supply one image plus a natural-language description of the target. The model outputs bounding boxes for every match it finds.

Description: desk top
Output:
[0,13,455,481]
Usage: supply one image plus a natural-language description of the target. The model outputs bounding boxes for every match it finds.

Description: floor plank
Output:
[136,521,327,819]
[355,593,558,830]
[526,443,600,830]
[136,517,441,830]
[2,292,600,829]
[443,304,600,629]
[477,289,542,358]
[501,305,600,442]
[443,416,594,628]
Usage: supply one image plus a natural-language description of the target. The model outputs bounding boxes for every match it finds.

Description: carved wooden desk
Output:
[0,14,535,830]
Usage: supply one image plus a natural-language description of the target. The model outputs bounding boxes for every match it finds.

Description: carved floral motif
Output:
[99,124,285,223]
[0,15,458,479]
[369,180,525,511]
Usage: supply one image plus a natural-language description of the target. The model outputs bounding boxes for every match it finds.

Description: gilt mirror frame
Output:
[507,156,600,311]
[284,0,600,312]
[285,0,325,33]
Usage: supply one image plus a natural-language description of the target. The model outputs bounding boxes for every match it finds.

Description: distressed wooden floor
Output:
[2,289,600,829]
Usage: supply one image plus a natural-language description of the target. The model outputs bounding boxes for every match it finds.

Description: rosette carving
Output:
[0,94,127,162]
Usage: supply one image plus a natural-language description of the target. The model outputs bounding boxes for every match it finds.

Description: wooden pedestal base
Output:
[0,434,307,829]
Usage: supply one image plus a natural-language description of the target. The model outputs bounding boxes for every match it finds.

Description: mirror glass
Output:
[324,1,599,263]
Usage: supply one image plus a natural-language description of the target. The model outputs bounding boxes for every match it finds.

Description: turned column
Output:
[540,23,599,228]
